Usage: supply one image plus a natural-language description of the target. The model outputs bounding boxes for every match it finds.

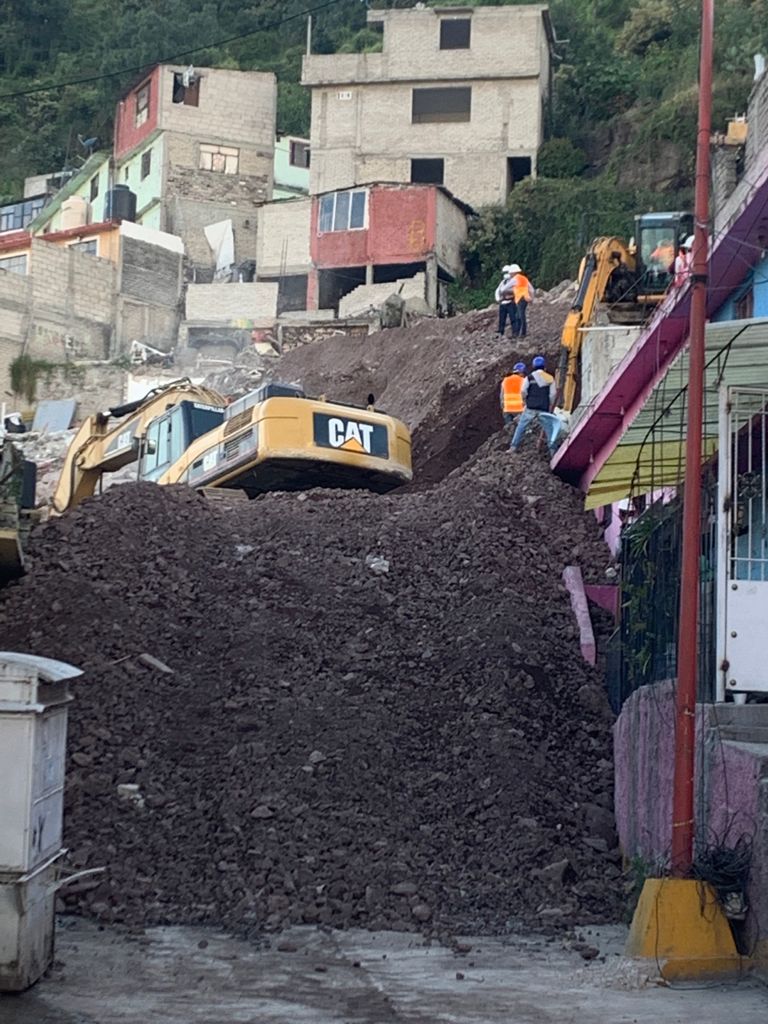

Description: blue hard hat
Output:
[532,355,546,369]
[513,362,526,373]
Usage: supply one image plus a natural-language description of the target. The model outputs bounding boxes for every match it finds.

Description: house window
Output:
[70,239,98,256]
[0,254,28,275]
[199,144,239,174]
[506,156,532,195]
[0,197,46,233]
[735,287,754,320]
[410,158,444,185]
[124,167,130,182]
[141,149,152,181]
[440,18,471,49]
[289,140,310,169]
[135,81,151,127]
[412,87,471,124]
[318,190,367,233]
[172,71,200,107]
[89,175,99,201]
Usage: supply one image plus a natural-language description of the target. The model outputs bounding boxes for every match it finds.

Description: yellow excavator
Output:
[557,210,693,415]
[52,379,412,513]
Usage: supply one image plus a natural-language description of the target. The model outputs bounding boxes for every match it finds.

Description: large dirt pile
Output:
[276,304,569,482]
[0,436,623,938]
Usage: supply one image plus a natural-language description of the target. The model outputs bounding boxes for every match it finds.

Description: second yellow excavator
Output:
[52,379,412,513]
[557,210,693,415]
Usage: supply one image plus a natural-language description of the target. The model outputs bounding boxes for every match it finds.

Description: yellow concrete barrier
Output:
[625,878,746,980]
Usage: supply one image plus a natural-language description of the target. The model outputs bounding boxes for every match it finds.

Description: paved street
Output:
[2,919,766,1024]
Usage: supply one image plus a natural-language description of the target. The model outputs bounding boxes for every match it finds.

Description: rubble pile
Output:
[0,295,626,938]
[7,430,76,504]
[275,303,570,433]
[0,444,622,939]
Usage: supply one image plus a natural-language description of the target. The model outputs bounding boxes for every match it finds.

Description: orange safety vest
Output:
[512,274,532,304]
[501,374,525,414]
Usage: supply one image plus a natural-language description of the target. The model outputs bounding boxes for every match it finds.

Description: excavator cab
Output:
[634,211,694,299]
[139,400,225,482]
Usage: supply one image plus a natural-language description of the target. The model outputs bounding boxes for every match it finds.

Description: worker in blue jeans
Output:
[510,356,561,455]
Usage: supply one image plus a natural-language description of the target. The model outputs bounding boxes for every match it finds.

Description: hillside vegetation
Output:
[1,0,766,294]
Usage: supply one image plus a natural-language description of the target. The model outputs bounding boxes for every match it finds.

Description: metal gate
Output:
[717,386,768,698]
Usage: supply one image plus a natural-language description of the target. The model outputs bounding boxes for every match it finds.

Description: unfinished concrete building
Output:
[113,64,276,278]
[301,4,554,210]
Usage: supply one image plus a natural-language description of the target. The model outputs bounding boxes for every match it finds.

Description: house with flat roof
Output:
[301,4,554,210]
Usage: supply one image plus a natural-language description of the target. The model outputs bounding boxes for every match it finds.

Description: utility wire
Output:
[0,0,347,100]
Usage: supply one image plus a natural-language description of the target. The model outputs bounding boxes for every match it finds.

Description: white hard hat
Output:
[502,264,512,273]
[683,235,694,249]
[508,263,521,273]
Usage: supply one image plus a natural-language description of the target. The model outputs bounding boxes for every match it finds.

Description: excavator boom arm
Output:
[558,237,635,414]
[52,380,225,513]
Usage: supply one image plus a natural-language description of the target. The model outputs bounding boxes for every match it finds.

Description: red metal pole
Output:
[671,0,714,877]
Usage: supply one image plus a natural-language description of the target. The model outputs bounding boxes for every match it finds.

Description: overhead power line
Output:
[0,0,347,100]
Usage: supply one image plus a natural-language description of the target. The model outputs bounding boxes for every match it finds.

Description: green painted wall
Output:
[118,135,164,226]
[274,136,309,197]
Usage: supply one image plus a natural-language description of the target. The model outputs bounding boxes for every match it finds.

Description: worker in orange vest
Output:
[500,362,527,439]
[508,264,534,338]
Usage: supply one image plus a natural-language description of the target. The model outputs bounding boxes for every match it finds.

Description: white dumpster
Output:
[0,653,80,991]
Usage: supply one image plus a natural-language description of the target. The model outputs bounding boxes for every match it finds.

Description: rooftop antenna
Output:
[306,15,312,55]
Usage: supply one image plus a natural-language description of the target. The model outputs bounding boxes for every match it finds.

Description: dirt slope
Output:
[0,300,625,939]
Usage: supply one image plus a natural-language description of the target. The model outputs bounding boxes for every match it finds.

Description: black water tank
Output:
[105,184,137,222]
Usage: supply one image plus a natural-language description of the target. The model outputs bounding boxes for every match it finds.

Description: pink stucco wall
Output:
[615,681,768,945]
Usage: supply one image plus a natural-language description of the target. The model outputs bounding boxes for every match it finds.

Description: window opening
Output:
[173,72,200,107]
[506,156,532,194]
[289,140,310,168]
[70,239,98,256]
[90,175,99,201]
[200,144,239,174]
[135,81,150,127]
[157,417,172,468]
[350,192,366,229]
[735,288,754,320]
[0,254,28,275]
[412,87,471,124]
[440,18,471,49]
[410,158,444,185]
[141,149,152,181]
[0,197,46,233]
[142,420,160,475]
[333,192,350,231]
[318,190,367,233]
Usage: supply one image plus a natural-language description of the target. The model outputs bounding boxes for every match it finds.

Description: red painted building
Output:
[307,183,468,312]
[113,67,162,161]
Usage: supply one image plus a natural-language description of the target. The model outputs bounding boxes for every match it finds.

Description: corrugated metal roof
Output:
[584,317,768,508]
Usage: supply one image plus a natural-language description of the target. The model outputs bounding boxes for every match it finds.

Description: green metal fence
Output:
[607,471,718,712]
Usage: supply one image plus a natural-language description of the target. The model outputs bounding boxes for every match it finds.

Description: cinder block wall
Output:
[256,200,312,277]
[165,196,259,276]
[28,239,117,360]
[119,235,182,308]
[185,282,278,322]
[159,66,276,155]
[304,5,548,208]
